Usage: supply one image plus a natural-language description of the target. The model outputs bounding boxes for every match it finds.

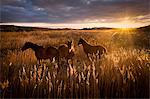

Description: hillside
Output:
[0,24,150,32]
[137,25,150,32]
[0,25,74,32]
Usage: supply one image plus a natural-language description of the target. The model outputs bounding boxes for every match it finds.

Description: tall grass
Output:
[0,30,149,98]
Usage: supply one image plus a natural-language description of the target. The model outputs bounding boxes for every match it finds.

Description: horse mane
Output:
[22,42,43,51]
[79,38,90,47]
[28,42,42,47]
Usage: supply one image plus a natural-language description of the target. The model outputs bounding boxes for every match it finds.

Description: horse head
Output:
[66,40,72,49]
[78,38,85,46]
[22,42,33,51]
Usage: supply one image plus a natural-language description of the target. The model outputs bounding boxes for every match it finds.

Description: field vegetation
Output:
[0,28,149,98]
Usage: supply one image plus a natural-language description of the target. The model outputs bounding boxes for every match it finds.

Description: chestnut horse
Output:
[22,42,59,64]
[58,41,75,67]
[78,38,106,58]
[58,41,74,60]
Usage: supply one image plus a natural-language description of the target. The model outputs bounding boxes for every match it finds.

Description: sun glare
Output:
[119,28,132,31]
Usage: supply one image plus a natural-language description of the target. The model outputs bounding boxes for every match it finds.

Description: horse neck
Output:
[67,43,72,49]
[68,46,72,51]
[63,44,70,51]
[29,44,40,51]
[82,40,90,49]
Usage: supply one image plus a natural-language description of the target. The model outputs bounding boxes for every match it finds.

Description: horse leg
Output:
[86,53,89,59]
[41,60,44,80]
[98,53,101,59]
[36,59,40,71]
[50,57,53,63]
[36,59,40,83]
[56,56,60,68]
[37,59,41,74]
[86,54,91,61]
[38,59,41,65]
[70,58,73,68]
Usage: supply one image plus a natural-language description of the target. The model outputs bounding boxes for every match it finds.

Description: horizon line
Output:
[0,22,149,29]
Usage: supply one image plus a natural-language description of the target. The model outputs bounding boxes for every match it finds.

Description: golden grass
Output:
[0,29,149,98]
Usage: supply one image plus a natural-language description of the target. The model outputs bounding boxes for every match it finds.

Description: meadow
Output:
[0,29,149,98]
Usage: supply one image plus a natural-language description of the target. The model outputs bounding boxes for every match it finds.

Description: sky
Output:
[0,0,150,28]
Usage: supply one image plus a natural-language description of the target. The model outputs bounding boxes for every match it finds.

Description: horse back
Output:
[46,46,59,56]
[85,44,106,55]
[58,45,68,51]
[58,45,69,57]
[35,47,47,59]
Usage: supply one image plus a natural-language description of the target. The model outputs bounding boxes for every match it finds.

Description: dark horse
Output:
[58,41,74,60]
[58,41,75,67]
[22,42,59,64]
[78,38,106,58]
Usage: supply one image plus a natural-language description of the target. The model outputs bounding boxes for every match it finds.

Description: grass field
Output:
[0,29,149,98]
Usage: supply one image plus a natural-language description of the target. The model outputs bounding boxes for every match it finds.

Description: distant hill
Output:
[137,25,150,32]
[0,25,50,32]
[0,24,149,32]
[0,25,74,32]
[80,25,150,30]
[81,27,112,30]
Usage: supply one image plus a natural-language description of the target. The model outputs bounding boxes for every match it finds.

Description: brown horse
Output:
[58,41,75,67]
[22,42,59,64]
[58,41,74,60]
[78,38,106,58]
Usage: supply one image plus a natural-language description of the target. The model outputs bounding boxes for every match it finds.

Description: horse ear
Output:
[79,38,83,41]
[26,42,30,44]
[25,42,29,45]
[67,40,72,43]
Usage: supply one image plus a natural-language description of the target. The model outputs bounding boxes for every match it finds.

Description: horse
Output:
[58,41,74,60]
[58,41,75,67]
[78,38,106,59]
[22,42,59,64]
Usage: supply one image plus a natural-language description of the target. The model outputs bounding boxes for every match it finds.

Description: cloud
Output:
[0,0,149,24]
